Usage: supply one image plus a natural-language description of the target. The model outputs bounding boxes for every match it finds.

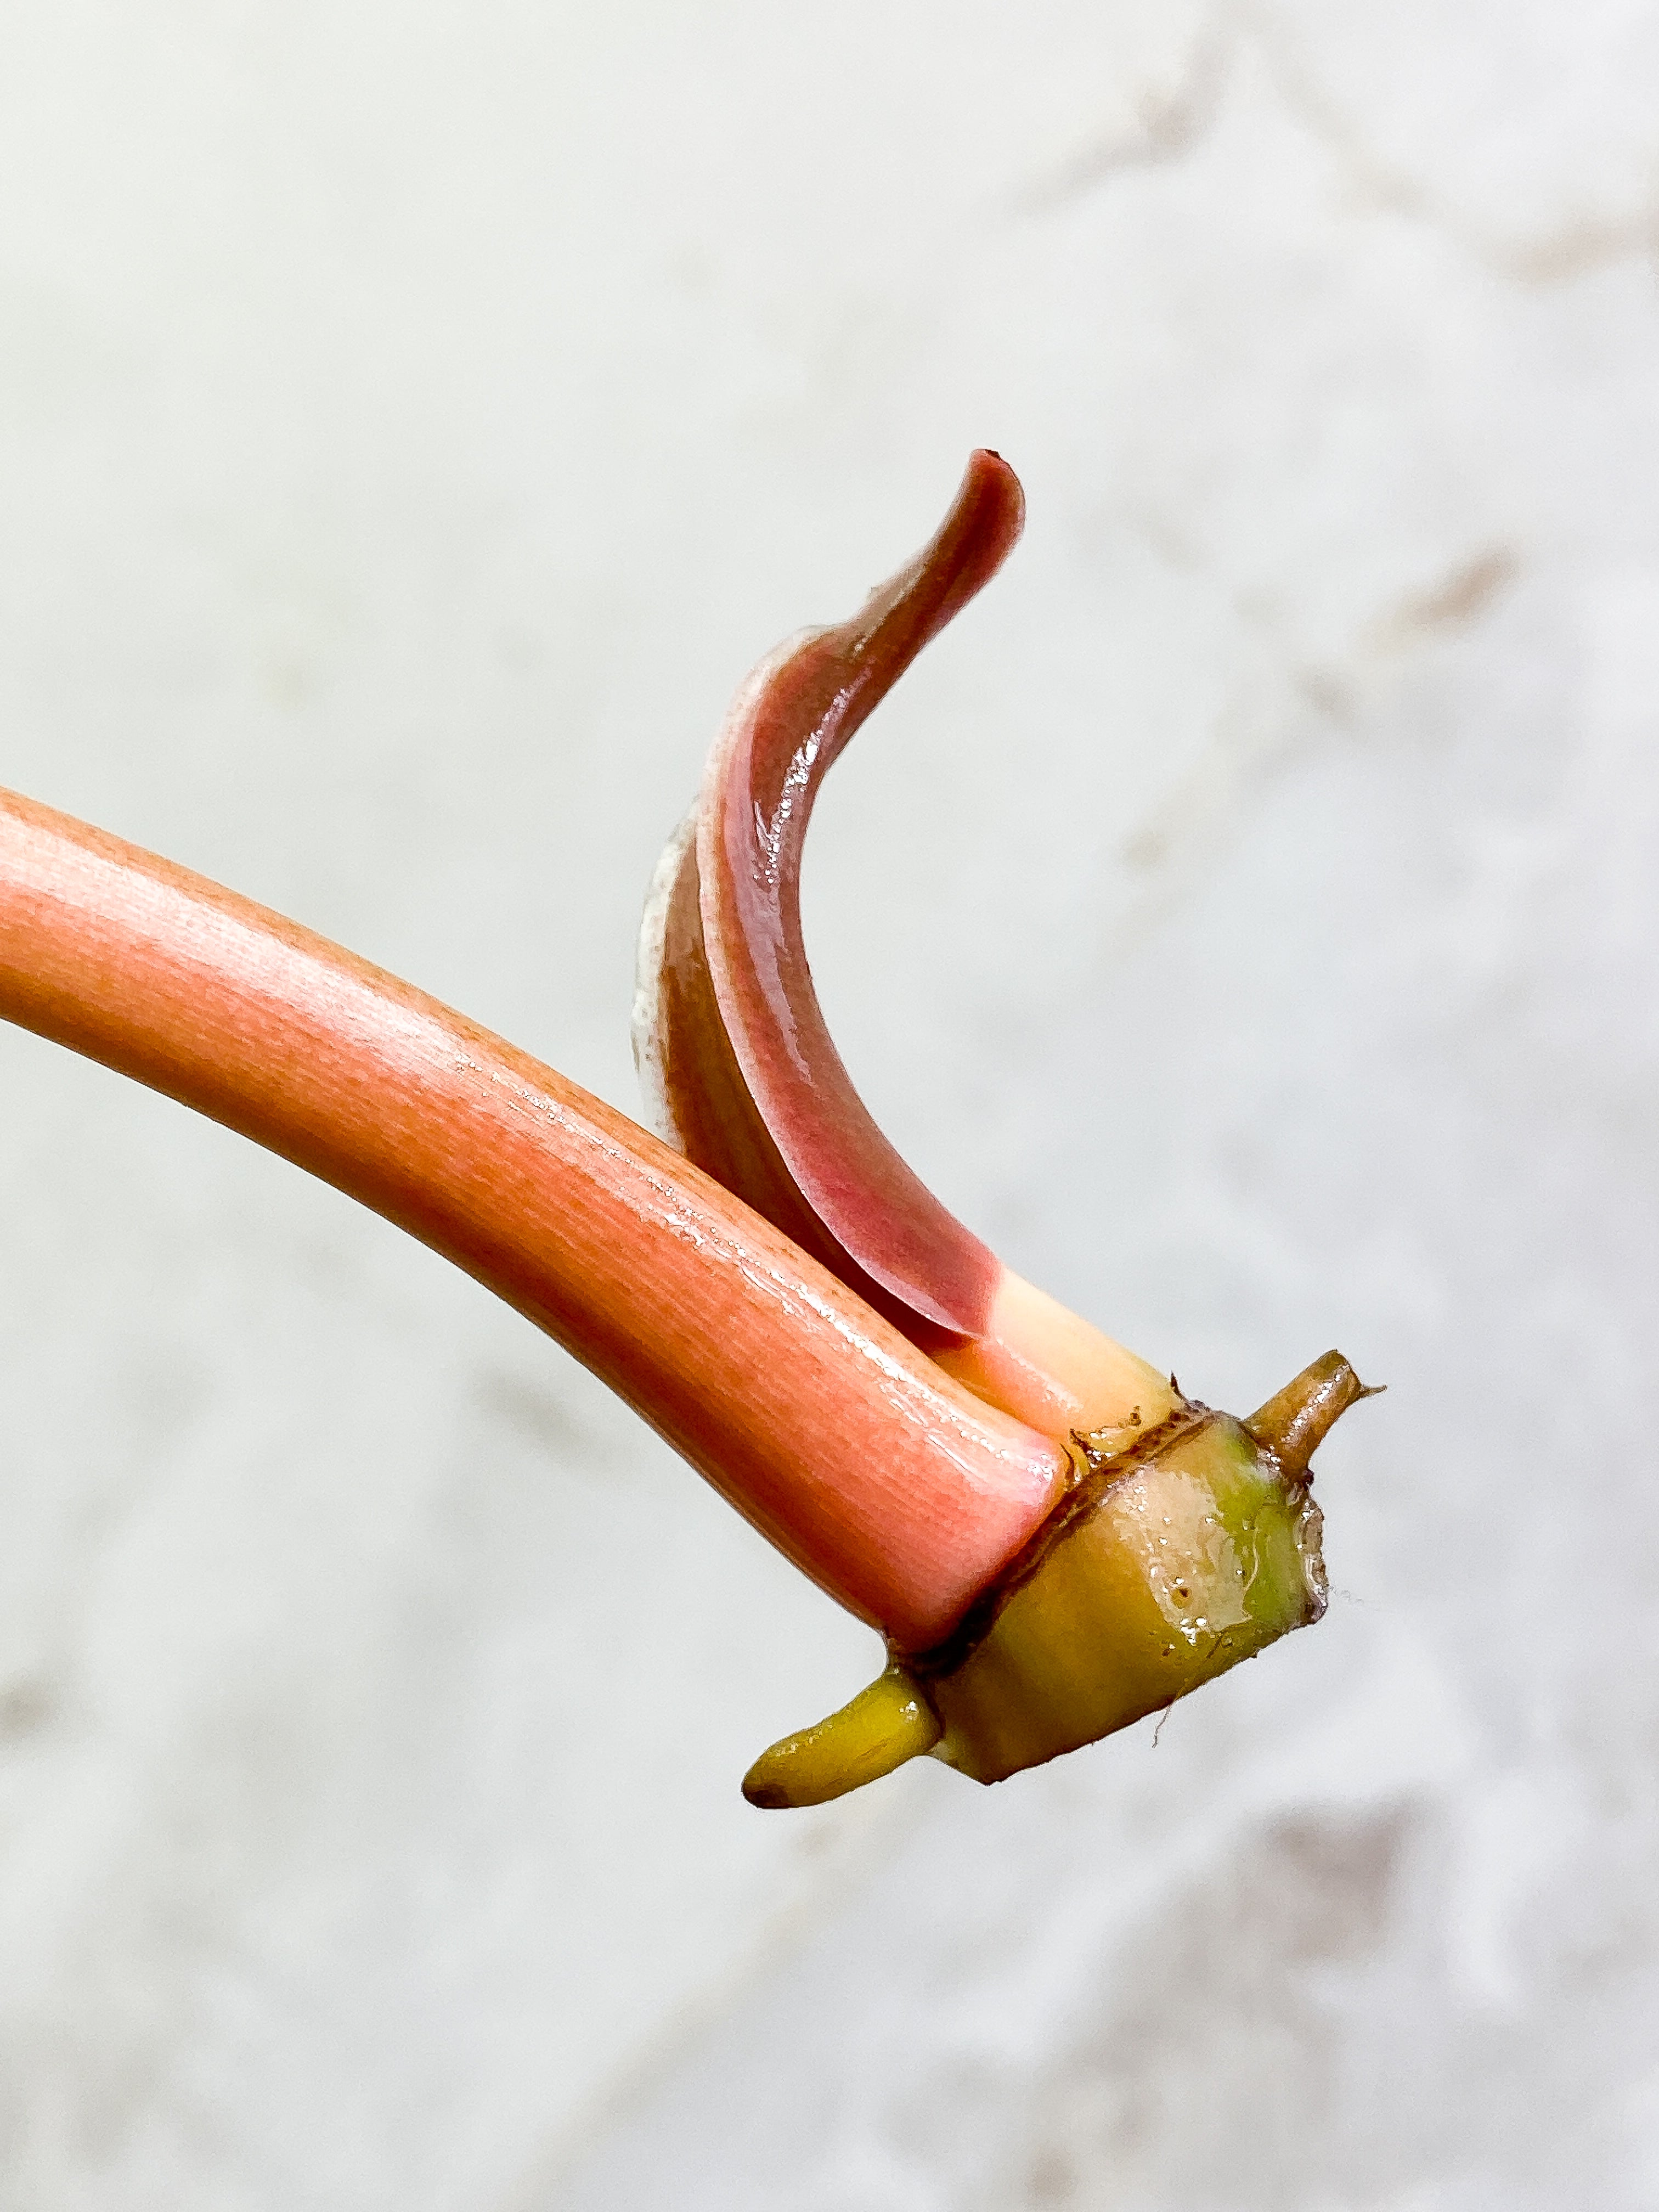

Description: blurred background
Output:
[2,4,1657,2205]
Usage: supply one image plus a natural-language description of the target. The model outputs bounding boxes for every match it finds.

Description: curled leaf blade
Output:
[637,450,1024,1338]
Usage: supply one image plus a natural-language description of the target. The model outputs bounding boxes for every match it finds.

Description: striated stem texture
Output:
[0,784,1068,1650]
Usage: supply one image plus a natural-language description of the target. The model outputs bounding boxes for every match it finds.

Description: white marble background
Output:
[1,4,1656,2206]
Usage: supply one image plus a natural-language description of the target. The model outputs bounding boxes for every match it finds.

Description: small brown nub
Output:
[1245,1350,1380,1478]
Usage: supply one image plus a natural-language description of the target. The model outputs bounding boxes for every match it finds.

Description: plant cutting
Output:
[0,452,1374,1808]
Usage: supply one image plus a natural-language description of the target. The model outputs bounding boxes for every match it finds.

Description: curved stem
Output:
[0,784,1068,1650]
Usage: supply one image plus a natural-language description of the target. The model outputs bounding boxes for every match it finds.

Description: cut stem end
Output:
[746,1349,1378,1803]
